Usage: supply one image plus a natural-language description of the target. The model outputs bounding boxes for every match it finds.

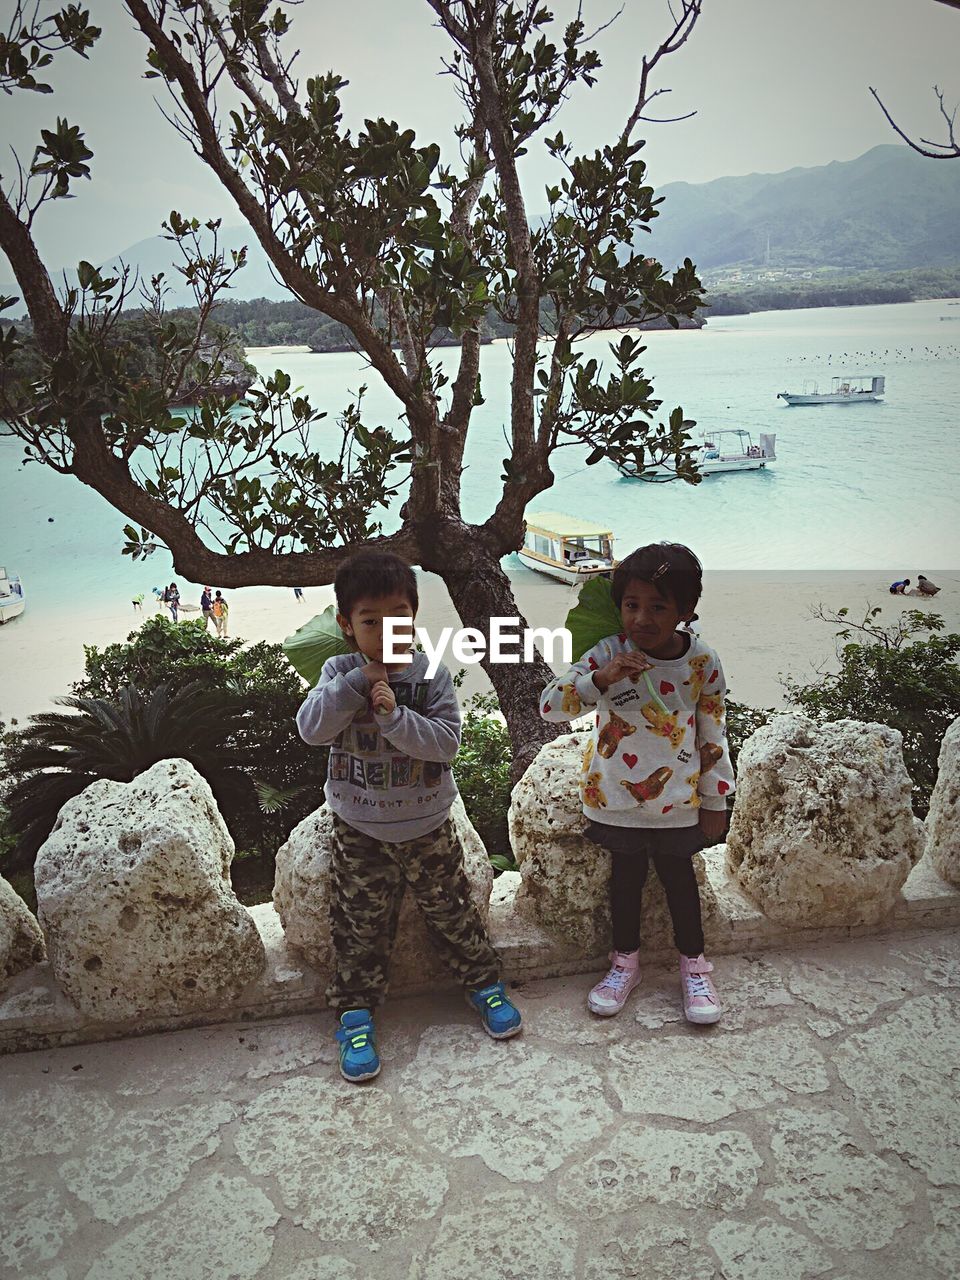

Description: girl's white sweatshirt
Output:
[539,630,736,828]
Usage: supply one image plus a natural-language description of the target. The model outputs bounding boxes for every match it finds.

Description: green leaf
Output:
[489,854,518,872]
[281,605,353,685]
[565,576,622,661]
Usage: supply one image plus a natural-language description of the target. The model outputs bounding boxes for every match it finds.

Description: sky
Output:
[1,0,958,271]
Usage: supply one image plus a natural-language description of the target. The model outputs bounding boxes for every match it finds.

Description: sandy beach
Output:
[1,569,957,727]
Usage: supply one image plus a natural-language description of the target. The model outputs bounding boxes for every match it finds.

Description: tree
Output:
[0,1,707,773]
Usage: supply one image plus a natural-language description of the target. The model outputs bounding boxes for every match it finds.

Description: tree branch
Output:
[869,84,960,159]
[621,0,701,145]
[123,0,422,415]
[0,189,68,351]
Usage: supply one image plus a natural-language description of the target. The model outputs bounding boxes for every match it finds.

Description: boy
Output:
[296,551,522,1082]
[540,542,735,1025]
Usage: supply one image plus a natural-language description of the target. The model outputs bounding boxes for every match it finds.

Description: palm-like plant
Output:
[1,680,252,872]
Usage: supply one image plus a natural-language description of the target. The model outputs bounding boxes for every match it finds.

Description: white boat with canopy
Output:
[613,429,776,479]
[778,375,885,405]
[519,512,615,584]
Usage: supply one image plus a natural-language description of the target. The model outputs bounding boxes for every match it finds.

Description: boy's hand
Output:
[593,651,654,693]
[699,808,728,842]
[370,680,397,716]
[361,660,389,687]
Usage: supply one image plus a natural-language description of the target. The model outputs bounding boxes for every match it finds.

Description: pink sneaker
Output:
[680,954,722,1024]
[587,950,641,1016]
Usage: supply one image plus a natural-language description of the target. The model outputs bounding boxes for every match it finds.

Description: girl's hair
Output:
[611,542,703,614]
[335,551,419,617]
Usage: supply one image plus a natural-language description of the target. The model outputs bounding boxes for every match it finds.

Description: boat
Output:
[612,429,776,479]
[519,512,615,584]
[777,375,885,405]
[0,567,25,624]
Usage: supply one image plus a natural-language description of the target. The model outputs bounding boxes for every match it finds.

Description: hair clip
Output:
[651,561,670,580]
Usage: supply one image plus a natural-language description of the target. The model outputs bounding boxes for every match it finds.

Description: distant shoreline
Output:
[242,294,960,357]
[242,314,704,358]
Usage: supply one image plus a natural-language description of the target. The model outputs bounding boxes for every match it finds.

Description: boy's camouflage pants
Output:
[327,813,502,1012]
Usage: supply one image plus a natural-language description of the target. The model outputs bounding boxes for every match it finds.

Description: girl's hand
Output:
[370,680,396,716]
[699,808,728,842]
[592,651,654,692]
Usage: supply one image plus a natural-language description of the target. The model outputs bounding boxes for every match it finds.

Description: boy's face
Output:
[619,577,692,660]
[338,592,416,665]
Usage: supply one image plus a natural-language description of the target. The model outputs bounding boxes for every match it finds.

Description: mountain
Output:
[3,145,957,309]
[641,144,960,272]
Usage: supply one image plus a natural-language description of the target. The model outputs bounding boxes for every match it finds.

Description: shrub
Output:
[75,616,325,858]
[725,699,774,771]
[783,606,960,814]
[0,681,252,873]
[0,620,325,887]
[455,693,516,869]
[74,614,243,699]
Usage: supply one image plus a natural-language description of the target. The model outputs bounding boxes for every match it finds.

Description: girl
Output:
[540,542,735,1024]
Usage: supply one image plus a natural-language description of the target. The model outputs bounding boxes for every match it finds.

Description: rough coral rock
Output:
[272,796,492,991]
[0,875,45,993]
[34,759,265,1019]
[509,733,717,954]
[925,715,960,887]
[725,714,924,927]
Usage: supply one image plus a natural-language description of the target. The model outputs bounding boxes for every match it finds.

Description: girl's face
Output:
[619,577,692,660]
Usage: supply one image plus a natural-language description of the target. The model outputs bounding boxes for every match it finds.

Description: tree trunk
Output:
[423,526,563,781]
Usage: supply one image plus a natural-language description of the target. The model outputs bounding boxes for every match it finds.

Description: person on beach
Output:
[132,592,144,612]
[164,582,180,622]
[916,574,940,597]
[296,550,522,1083]
[212,591,229,637]
[293,586,305,601]
[540,542,735,1025]
[889,578,910,595]
[200,586,216,632]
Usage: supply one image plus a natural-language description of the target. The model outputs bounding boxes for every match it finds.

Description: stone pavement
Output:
[1,927,958,1280]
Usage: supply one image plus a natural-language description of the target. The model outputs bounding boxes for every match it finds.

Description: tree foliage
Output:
[783,605,960,813]
[454,692,514,865]
[0,679,252,871]
[0,616,325,875]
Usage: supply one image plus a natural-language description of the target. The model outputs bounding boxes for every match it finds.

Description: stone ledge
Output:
[2,851,958,1055]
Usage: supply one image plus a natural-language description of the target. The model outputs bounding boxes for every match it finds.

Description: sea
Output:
[2,297,959,625]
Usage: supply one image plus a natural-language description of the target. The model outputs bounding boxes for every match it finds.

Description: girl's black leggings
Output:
[587,822,706,958]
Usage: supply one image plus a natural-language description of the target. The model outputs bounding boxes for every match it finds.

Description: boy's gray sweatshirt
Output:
[296,650,461,841]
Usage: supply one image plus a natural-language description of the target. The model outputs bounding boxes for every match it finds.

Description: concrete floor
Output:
[1,927,958,1280]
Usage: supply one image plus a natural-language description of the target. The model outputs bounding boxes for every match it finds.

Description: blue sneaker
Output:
[466,981,523,1040]
[335,1009,381,1082]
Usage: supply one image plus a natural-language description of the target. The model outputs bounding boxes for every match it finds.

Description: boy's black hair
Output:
[611,542,703,615]
[335,551,419,617]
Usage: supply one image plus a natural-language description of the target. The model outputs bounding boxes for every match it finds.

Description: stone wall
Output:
[2,714,959,1053]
